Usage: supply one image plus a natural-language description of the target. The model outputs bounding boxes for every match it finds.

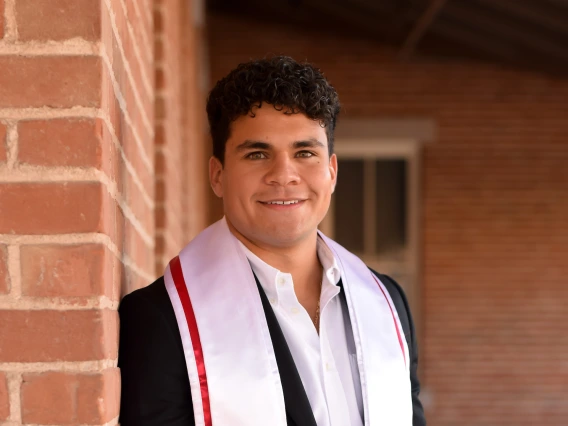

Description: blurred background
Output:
[0,0,567,425]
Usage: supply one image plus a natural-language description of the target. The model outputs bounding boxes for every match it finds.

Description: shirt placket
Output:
[275,272,320,351]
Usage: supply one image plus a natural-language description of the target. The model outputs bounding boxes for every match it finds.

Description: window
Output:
[320,126,428,321]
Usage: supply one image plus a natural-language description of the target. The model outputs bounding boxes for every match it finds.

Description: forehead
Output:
[227,105,328,149]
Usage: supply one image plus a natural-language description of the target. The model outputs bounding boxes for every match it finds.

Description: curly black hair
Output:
[206,56,341,163]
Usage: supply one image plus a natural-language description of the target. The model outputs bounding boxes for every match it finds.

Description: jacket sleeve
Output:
[372,271,427,426]
[118,290,195,426]
[400,283,427,426]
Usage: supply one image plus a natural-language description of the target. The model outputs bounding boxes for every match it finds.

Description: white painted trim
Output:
[334,138,420,158]
[328,135,424,329]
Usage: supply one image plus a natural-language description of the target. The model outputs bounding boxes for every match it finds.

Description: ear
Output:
[329,153,338,194]
[209,156,224,198]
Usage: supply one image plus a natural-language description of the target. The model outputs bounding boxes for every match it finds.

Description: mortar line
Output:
[102,0,154,138]
[0,107,99,120]
[0,39,99,56]
[6,372,21,423]
[98,112,155,209]
[6,245,20,298]
[100,46,154,173]
[0,233,155,283]
[117,0,153,97]
[5,122,17,169]
[0,166,154,222]
[3,0,18,41]
[130,0,153,62]
[0,295,119,310]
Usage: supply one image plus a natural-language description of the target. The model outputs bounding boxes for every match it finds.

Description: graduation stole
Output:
[164,217,412,426]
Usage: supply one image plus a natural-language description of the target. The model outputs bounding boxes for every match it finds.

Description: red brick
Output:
[21,244,116,299]
[15,0,100,41]
[102,3,153,146]
[153,8,163,32]
[0,56,101,108]
[155,149,165,174]
[0,372,8,421]
[155,205,166,228]
[21,369,120,424]
[0,310,118,362]
[155,123,165,145]
[0,245,9,295]
[156,179,165,203]
[124,0,152,63]
[0,122,6,163]
[154,38,164,62]
[155,67,165,90]
[18,119,103,167]
[0,183,104,235]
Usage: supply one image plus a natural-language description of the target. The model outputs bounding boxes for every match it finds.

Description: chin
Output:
[255,224,313,247]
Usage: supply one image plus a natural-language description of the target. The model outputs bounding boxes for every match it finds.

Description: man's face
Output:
[210,104,338,249]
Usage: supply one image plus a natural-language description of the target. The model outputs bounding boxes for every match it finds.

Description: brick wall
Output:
[207,13,568,426]
[154,0,209,276]
[0,0,155,424]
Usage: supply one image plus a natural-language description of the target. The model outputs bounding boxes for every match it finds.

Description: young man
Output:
[118,56,426,426]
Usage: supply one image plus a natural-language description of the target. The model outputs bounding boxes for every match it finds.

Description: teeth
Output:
[267,200,300,205]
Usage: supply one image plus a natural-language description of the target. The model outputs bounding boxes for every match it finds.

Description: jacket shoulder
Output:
[119,276,182,351]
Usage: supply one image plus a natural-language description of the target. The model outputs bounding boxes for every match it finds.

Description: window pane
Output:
[375,159,406,254]
[334,159,364,252]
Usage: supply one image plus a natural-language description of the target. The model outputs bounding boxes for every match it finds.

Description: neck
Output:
[227,219,323,302]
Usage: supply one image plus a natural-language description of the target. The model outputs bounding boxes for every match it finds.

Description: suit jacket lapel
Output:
[255,276,317,426]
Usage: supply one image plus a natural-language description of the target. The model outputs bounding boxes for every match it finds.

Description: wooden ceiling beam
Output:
[442,0,568,62]
[474,0,568,36]
[399,0,450,59]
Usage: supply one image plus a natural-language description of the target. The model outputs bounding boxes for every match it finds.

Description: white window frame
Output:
[320,137,423,327]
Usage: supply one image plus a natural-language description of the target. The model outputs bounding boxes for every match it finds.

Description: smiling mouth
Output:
[261,200,301,205]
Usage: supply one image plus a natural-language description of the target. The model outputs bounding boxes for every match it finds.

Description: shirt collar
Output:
[236,236,342,302]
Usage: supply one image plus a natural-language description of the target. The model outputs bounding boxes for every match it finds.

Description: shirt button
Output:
[277,277,286,286]
[290,307,299,314]
[325,362,332,371]
[269,297,277,305]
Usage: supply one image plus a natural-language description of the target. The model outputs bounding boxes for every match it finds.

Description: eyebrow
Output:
[235,138,326,152]
[235,140,271,152]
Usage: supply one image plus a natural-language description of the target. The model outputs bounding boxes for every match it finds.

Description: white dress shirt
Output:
[238,238,364,426]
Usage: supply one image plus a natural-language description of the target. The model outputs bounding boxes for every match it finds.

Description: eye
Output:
[246,152,267,160]
[296,151,315,158]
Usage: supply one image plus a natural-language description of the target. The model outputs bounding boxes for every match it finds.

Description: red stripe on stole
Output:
[371,274,407,367]
[169,256,212,426]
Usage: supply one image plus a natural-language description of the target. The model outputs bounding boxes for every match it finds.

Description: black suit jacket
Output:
[118,273,426,426]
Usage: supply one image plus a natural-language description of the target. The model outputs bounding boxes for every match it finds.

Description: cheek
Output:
[223,172,256,204]
[308,166,334,192]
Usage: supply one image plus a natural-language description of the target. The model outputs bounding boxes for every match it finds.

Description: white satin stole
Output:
[164,217,412,426]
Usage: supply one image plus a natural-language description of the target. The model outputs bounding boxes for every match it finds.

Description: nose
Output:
[265,154,300,186]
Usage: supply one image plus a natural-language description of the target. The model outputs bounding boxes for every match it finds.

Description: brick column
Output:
[0,0,155,424]
[154,0,209,276]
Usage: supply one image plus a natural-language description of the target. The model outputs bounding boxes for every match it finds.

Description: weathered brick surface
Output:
[21,369,120,424]
[18,118,102,167]
[21,244,116,299]
[0,183,105,235]
[207,12,568,426]
[15,0,101,41]
[0,309,118,362]
[0,57,101,108]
